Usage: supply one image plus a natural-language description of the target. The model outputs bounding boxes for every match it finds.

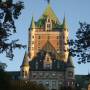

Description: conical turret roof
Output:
[67,54,74,68]
[62,15,68,30]
[21,52,29,67]
[30,16,35,29]
[40,4,60,24]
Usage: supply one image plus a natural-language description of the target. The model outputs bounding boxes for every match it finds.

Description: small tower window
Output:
[32,36,34,38]
[68,71,73,77]
[38,41,40,45]
[32,41,34,44]
[46,81,49,86]
[47,24,51,28]
[38,35,41,39]
[48,19,50,22]
[25,71,27,76]
[32,47,34,50]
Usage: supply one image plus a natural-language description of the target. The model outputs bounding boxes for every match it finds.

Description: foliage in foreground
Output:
[0,0,25,60]
[70,22,90,64]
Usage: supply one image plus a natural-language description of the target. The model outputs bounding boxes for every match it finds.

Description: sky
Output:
[0,0,90,75]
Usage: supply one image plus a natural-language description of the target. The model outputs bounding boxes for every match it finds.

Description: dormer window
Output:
[43,53,52,69]
[45,18,52,31]
[47,24,51,28]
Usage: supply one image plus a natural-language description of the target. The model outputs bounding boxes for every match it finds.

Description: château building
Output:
[20,3,75,90]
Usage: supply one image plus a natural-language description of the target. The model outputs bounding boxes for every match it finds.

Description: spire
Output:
[21,52,29,67]
[30,16,35,29]
[63,15,68,30]
[67,54,74,68]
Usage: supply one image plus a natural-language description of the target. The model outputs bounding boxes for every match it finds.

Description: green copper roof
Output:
[40,4,60,24]
[21,52,29,67]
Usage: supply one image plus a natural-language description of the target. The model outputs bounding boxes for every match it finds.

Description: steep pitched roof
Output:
[42,41,56,53]
[62,15,68,30]
[30,16,35,29]
[21,52,29,67]
[40,4,60,24]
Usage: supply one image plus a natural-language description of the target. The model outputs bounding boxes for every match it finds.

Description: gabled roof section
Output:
[42,41,66,61]
[40,4,60,24]
[42,41,56,53]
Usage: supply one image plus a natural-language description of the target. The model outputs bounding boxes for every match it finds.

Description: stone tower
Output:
[65,54,75,86]
[20,52,30,80]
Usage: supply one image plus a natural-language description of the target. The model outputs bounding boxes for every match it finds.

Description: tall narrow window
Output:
[38,35,41,39]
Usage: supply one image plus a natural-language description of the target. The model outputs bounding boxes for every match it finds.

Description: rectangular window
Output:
[48,19,50,22]
[32,36,34,38]
[46,81,49,86]
[32,41,34,44]
[47,24,51,28]
[32,47,34,50]
[38,41,40,45]
[52,81,56,88]
[38,35,41,39]
[68,71,73,77]
[38,46,40,51]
